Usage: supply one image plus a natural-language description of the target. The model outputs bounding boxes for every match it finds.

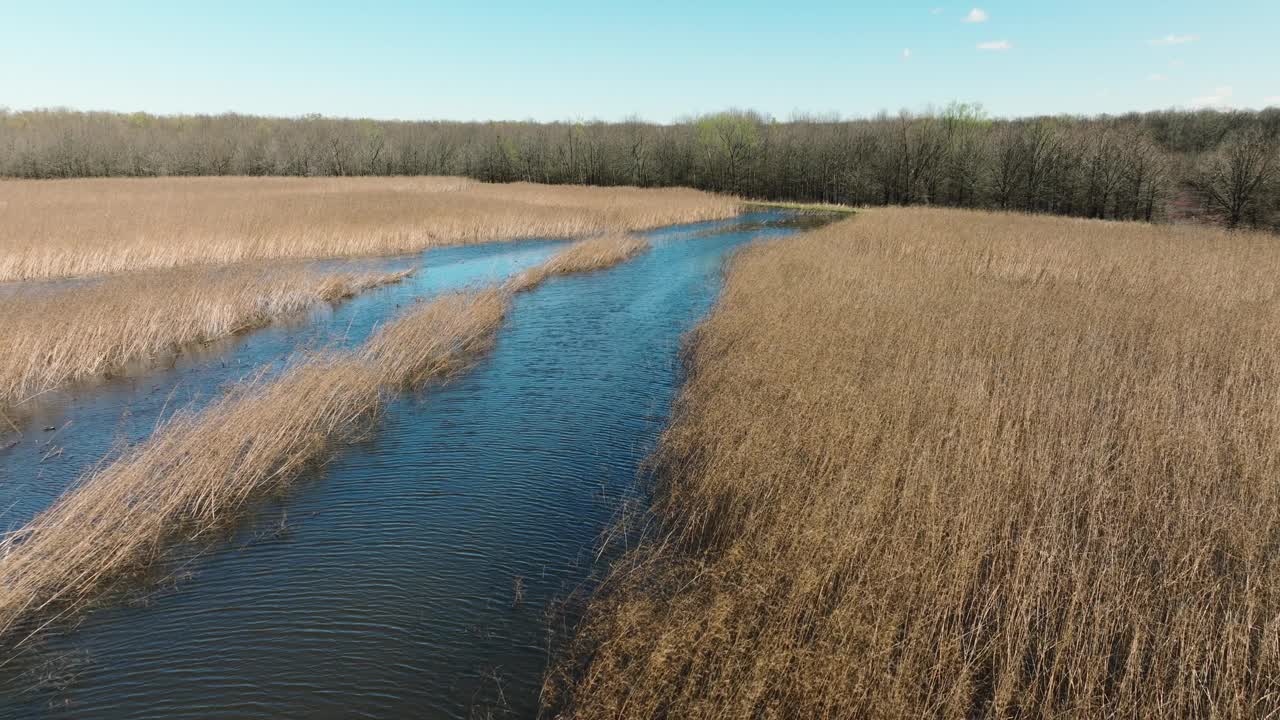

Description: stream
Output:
[0,211,819,718]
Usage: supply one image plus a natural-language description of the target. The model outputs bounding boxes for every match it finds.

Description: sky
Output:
[2,1,1278,122]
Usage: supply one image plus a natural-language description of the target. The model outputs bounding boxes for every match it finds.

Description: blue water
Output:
[0,212,813,718]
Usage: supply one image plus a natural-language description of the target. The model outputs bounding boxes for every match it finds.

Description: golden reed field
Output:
[547,208,1280,719]
[0,233,648,645]
[0,178,729,419]
[0,265,410,412]
[0,177,737,282]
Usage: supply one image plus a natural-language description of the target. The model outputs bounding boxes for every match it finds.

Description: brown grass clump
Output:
[0,177,736,281]
[549,208,1280,718]
[362,289,511,387]
[0,356,383,642]
[505,234,650,293]
[0,265,410,412]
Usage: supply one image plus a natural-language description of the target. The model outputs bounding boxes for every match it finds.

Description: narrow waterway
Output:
[0,211,818,718]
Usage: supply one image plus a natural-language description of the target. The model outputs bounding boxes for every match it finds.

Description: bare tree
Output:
[1191,127,1278,228]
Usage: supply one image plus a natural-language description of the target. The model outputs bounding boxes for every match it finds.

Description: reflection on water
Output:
[0,213,814,718]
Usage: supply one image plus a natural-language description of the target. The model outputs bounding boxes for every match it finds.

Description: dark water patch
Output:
[0,213,803,718]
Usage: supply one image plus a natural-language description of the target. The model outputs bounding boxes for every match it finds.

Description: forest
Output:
[2,105,1278,229]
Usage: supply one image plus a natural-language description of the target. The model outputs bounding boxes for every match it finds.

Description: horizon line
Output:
[4,103,1278,126]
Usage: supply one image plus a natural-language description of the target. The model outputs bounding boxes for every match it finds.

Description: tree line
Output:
[2,105,1277,229]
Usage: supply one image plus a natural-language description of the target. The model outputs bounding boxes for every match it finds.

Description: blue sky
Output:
[2,1,1277,122]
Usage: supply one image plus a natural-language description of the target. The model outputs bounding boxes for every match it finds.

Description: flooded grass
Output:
[0,178,739,282]
[505,234,650,293]
[551,208,1280,718]
[0,265,411,415]
[0,356,384,647]
[363,289,511,388]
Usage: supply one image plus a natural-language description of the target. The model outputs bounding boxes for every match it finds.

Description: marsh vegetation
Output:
[0,264,410,413]
[549,209,1280,718]
[1,156,1276,716]
[0,177,735,281]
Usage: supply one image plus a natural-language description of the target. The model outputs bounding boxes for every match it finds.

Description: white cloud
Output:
[902,48,913,59]
[963,8,989,22]
[1148,73,1168,82]
[1150,34,1199,46]
[1169,59,1185,68]
[1265,96,1280,106]
[977,40,1012,51]
[1189,86,1234,108]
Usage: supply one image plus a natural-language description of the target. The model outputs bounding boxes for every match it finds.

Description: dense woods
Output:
[2,106,1278,229]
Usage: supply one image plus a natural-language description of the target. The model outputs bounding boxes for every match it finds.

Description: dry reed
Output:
[0,229,653,644]
[0,265,410,412]
[0,356,383,642]
[0,177,736,281]
[362,289,511,387]
[504,234,650,293]
[549,208,1280,719]
[364,233,649,385]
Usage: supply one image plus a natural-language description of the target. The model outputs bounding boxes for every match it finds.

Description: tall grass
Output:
[0,233,649,645]
[505,234,650,293]
[0,265,410,412]
[0,356,384,643]
[0,177,735,281]
[363,289,511,388]
[548,208,1280,718]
